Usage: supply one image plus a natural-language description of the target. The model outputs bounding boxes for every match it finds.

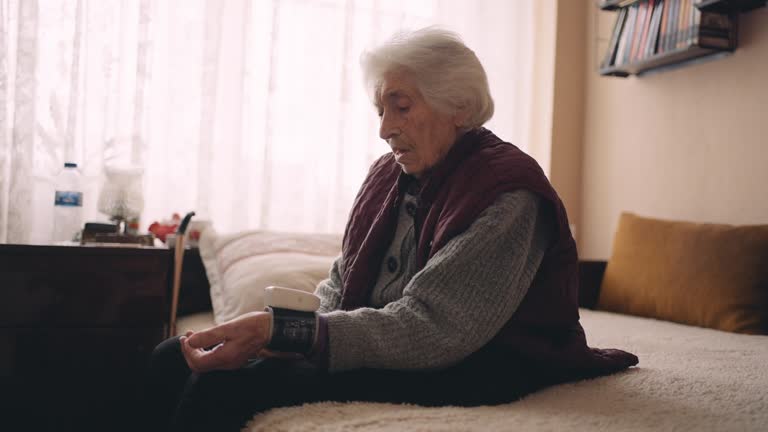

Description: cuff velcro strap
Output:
[266,307,317,354]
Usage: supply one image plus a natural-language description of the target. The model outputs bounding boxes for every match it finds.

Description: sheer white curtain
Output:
[0,0,534,244]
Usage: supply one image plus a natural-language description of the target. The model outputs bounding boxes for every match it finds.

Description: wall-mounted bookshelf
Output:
[600,0,765,11]
[691,0,765,12]
[598,0,766,77]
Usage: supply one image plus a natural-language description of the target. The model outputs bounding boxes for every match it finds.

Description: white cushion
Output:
[198,228,341,325]
[176,311,216,335]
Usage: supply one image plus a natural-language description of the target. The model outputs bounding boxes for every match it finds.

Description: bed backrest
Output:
[578,260,607,309]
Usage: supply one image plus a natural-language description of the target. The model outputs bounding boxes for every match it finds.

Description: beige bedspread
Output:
[237,308,768,431]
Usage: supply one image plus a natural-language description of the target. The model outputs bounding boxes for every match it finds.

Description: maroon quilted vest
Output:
[340,128,637,374]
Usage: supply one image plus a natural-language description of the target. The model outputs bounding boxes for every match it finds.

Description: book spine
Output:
[698,11,734,49]
[663,0,673,52]
[700,11,732,33]
[618,4,638,65]
[698,35,731,48]
[628,3,641,64]
[658,0,670,54]
[603,8,628,68]
[640,0,653,60]
[657,0,667,54]
[681,0,693,47]
[647,0,664,57]
[639,0,655,61]
[677,0,689,49]
[630,0,648,63]
[688,0,696,47]
[690,6,701,46]
[685,0,694,48]
[673,0,682,50]
[640,0,658,59]
[667,0,679,51]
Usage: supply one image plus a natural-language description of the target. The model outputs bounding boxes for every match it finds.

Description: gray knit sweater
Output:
[314,189,551,372]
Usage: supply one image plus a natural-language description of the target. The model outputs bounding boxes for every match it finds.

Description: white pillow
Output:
[198,228,341,324]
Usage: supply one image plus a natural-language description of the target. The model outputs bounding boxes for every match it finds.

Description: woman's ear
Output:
[452,108,469,128]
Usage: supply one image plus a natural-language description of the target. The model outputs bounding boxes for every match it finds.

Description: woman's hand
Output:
[180,311,273,373]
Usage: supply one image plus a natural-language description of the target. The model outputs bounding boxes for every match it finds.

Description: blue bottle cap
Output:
[64,162,77,168]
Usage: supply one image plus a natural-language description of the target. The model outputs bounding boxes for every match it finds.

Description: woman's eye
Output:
[398,106,410,113]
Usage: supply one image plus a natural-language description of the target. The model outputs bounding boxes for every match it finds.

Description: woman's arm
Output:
[314,255,344,313]
[321,190,552,371]
[179,255,346,371]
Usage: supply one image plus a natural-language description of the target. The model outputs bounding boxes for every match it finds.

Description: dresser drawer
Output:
[0,270,167,325]
[0,245,171,325]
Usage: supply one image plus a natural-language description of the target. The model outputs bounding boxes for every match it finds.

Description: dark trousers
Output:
[145,337,568,432]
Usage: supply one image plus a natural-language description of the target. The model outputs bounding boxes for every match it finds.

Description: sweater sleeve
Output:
[314,254,344,314]
[322,190,552,372]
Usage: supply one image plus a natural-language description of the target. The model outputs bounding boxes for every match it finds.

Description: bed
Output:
[241,308,768,431]
[174,213,768,431]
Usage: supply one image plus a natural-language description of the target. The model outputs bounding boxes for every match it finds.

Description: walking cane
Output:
[168,211,195,338]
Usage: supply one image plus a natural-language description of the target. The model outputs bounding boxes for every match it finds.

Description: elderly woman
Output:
[148,28,637,431]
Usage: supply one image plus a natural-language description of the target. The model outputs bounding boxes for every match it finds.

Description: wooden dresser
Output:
[0,244,172,431]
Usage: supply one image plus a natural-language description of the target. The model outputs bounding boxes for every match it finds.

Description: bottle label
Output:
[54,191,83,207]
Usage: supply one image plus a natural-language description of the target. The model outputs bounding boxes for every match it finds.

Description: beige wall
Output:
[529,0,557,178]
[580,3,768,259]
[529,0,587,242]
[550,0,587,242]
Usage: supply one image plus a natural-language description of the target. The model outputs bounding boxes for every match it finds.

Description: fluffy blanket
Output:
[245,309,768,431]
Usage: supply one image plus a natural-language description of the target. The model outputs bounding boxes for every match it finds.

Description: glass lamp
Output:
[97,165,145,234]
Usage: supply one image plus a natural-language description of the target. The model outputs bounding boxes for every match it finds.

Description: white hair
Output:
[360,27,494,129]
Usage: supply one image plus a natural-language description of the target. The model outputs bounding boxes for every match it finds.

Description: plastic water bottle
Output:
[52,162,84,243]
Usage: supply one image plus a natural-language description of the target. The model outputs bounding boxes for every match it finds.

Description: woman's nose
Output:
[379,112,400,141]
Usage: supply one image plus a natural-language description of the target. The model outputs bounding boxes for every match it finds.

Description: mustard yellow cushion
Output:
[597,213,768,334]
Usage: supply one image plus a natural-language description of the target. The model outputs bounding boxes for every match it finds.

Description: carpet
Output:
[245,309,768,431]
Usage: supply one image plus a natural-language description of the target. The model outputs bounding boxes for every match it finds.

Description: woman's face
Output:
[375,71,461,178]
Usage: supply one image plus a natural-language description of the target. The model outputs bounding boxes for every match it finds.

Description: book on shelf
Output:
[637,0,655,62]
[627,1,641,62]
[658,0,671,54]
[602,8,628,68]
[614,6,628,65]
[665,0,678,51]
[629,0,649,62]
[645,0,665,58]
[677,0,691,50]
[672,0,687,50]
[686,3,701,47]
[617,3,639,65]
[682,0,691,49]
[698,12,734,48]
[682,0,690,46]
